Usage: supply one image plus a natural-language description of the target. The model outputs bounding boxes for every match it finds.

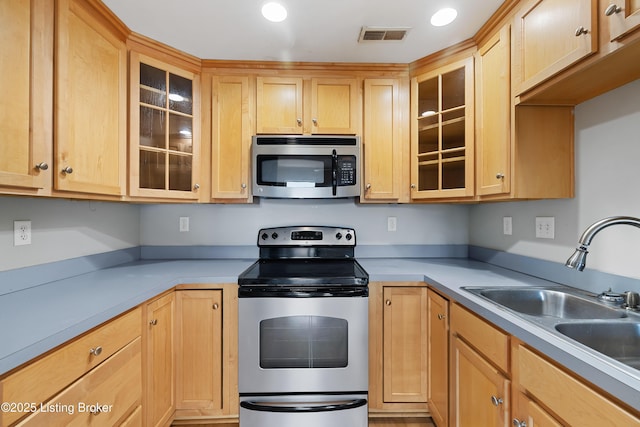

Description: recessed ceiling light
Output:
[262,2,287,22]
[431,8,458,27]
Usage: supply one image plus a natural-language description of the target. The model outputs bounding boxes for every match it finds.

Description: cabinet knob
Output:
[193,183,200,190]
[89,346,103,356]
[496,173,505,179]
[241,183,247,189]
[366,183,371,190]
[35,162,49,171]
[437,313,446,320]
[213,303,219,310]
[411,184,416,189]
[575,26,589,36]
[491,396,504,406]
[61,166,73,174]
[312,118,318,125]
[385,299,392,306]
[296,118,302,126]
[513,419,528,427]
[605,4,622,16]
[149,319,158,326]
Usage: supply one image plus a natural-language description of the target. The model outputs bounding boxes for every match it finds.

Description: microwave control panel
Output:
[338,156,357,186]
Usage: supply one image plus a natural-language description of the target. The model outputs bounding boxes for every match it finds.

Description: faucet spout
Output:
[565,216,640,271]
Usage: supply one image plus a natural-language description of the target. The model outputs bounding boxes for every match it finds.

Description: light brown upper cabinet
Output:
[0,0,52,196]
[211,75,253,201]
[411,57,475,200]
[362,78,407,202]
[475,26,511,197]
[310,78,359,134]
[513,0,598,96]
[129,53,201,200]
[55,0,127,197]
[256,76,359,134]
[606,0,640,41]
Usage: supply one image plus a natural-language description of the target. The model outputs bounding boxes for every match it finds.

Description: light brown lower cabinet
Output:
[144,291,176,427]
[427,290,449,427]
[369,282,430,422]
[173,285,239,423]
[450,302,640,427]
[0,308,142,426]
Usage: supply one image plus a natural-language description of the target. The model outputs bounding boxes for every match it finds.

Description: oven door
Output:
[238,296,368,394]
[240,393,368,427]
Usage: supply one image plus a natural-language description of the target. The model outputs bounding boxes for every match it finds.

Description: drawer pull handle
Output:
[213,303,219,310]
[575,26,589,36]
[438,313,446,320]
[89,346,103,356]
[149,319,158,326]
[35,162,49,171]
[605,4,622,16]
[61,166,73,174]
[491,395,504,406]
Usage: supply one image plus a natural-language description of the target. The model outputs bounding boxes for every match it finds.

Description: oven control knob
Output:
[345,233,352,241]
[335,232,342,240]
[261,233,269,240]
[271,232,279,240]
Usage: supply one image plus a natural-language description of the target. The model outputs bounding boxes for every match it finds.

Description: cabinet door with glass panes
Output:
[410,57,474,200]
[129,53,200,200]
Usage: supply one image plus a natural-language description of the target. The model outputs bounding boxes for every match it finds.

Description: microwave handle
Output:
[332,149,338,196]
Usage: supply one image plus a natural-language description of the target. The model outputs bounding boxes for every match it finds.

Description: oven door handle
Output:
[240,398,367,413]
[331,149,338,196]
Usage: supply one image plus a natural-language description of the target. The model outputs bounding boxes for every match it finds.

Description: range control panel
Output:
[258,226,356,247]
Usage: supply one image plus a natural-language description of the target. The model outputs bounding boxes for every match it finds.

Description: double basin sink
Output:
[464,285,640,371]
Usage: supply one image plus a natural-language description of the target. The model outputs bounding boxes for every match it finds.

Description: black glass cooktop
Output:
[238,258,369,286]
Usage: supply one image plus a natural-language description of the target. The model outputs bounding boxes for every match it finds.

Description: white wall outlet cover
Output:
[14,220,32,246]
[387,216,397,232]
[535,216,555,239]
[503,216,513,235]
[179,217,190,232]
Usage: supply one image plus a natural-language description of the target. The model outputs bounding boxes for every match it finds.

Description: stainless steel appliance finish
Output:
[252,135,361,199]
[238,295,368,393]
[237,226,369,427]
[239,394,368,427]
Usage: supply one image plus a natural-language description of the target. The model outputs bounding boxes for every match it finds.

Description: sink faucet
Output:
[565,216,640,271]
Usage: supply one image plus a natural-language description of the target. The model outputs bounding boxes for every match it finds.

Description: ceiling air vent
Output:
[358,26,410,43]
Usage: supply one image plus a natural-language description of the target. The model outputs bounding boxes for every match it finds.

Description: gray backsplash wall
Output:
[469,78,640,282]
[0,198,140,272]
[139,199,469,248]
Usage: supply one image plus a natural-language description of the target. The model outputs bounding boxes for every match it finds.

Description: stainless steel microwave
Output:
[252,135,361,199]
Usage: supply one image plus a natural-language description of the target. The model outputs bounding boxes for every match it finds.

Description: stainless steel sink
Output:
[473,288,626,319]
[555,322,640,370]
[463,285,640,372]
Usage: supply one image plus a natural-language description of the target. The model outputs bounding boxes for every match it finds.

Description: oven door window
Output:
[256,155,331,188]
[260,316,348,368]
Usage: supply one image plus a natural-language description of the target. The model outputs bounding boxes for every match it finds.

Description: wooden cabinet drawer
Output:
[0,307,141,426]
[16,337,142,426]
[517,345,640,426]
[450,303,509,372]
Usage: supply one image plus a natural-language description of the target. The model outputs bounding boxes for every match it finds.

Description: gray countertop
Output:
[1,257,639,409]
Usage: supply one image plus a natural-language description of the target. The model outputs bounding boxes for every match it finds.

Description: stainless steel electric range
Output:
[237,226,369,427]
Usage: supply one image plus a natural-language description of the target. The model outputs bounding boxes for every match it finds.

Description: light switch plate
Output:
[503,217,513,235]
[535,216,555,239]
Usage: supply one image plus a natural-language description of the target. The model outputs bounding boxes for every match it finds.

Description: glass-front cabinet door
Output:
[129,52,200,199]
[411,57,474,200]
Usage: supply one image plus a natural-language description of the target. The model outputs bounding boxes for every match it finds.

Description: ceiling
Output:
[101,0,505,64]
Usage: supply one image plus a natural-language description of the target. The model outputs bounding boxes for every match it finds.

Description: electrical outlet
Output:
[387,216,397,232]
[535,216,555,239]
[503,216,513,235]
[179,217,190,232]
[14,220,32,246]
